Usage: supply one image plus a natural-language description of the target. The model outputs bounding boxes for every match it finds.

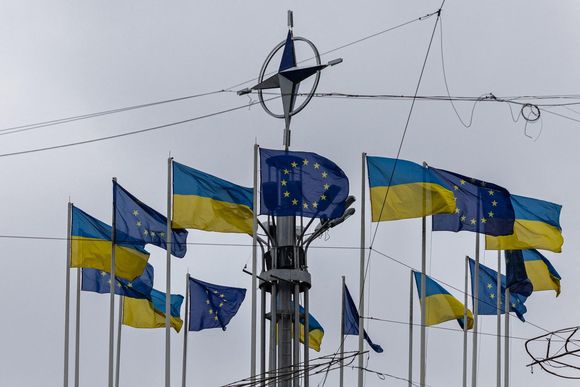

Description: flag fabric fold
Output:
[469,258,527,322]
[188,276,246,332]
[172,161,254,234]
[412,271,474,329]
[259,148,349,220]
[123,288,184,332]
[523,249,562,296]
[81,263,154,299]
[485,195,563,253]
[296,305,325,352]
[366,156,456,221]
[70,205,149,280]
[504,250,533,297]
[343,285,383,353]
[114,181,188,258]
[432,168,515,236]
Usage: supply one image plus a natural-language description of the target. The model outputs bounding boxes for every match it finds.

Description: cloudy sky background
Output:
[1,1,580,386]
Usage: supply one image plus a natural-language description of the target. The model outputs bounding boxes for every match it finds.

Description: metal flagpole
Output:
[75,268,81,387]
[109,177,117,387]
[419,217,427,387]
[165,157,174,387]
[115,296,123,387]
[496,251,501,387]
[420,161,427,387]
[408,271,414,387]
[358,152,366,387]
[251,143,259,379]
[182,274,190,387]
[462,256,468,387]
[504,288,510,387]
[340,276,346,387]
[63,202,72,387]
[304,285,310,387]
[293,284,300,387]
[471,233,480,387]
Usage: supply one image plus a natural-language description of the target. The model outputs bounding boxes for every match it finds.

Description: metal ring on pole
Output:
[257,36,322,119]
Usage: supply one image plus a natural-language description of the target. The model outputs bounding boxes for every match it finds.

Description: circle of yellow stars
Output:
[280,158,330,210]
[205,289,227,322]
[452,179,500,226]
[132,210,166,239]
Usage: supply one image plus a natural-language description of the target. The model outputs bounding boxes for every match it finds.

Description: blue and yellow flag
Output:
[71,205,150,280]
[260,148,349,220]
[432,168,515,236]
[485,195,563,253]
[366,157,456,221]
[343,284,383,353]
[123,288,184,332]
[81,263,154,299]
[172,161,254,234]
[114,181,188,258]
[413,271,474,329]
[188,276,246,331]
[469,258,527,322]
[523,249,561,296]
[296,305,325,352]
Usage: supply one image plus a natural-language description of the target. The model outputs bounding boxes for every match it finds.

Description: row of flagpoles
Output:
[62,146,563,386]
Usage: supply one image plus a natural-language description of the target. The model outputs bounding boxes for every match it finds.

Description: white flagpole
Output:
[358,152,366,387]
[109,178,117,387]
[340,276,345,387]
[471,233,480,387]
[496,251,501,387]
[504,288,510,387]
[419,215,427,387]
[462,256,468,387]
[182,273,190,387]
[408,271,414,387]
[74,268,81,387]
[115,296,123,387]
[165,157,174,387]
[63,202,72,387]
[251,143,259,378]
[420,162,427,387]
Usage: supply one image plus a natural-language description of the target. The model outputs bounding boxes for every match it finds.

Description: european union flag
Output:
[431,168,515,236]
[343,284,383,353]
[188,276,246,331]
[114,181,188,258]
[81,263,154,299]
[469,258,527,322]
[505,250,533,297]
[260,148,349,220]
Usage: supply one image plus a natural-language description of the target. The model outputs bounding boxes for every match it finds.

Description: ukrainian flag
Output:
[413,271,473,329]
[123,289,184,332]
[366,156,456,221]
[298,305,324,352]
[485,195,563,253]
[523,249,561,296]
[172,161,254,234]
[70,206,149,280]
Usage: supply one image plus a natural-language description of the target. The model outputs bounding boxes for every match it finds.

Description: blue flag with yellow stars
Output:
[188,276,246,332]
[259,148,349,219]
[114,181,188,258]
[469,258,527,322]
[431,168,515,236]
[81,263,154,300]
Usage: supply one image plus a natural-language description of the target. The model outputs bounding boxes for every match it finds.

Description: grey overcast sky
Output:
[1,1,580,386]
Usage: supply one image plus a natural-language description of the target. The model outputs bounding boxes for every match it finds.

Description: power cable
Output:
[0,96,278,158]
[0,90,225,136]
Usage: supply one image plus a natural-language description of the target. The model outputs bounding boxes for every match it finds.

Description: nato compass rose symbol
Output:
[238,11,342,147]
